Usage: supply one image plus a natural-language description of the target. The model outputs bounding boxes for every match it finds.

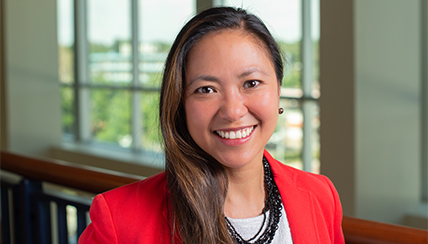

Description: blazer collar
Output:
[162,151,319,243]
[264,150,318,243]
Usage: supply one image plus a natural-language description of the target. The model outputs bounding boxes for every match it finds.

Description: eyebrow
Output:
[238,67,266,79]
[187,75,220,87]
[187,67,268,87]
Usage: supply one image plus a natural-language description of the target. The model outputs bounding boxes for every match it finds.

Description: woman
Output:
[79,7,344,244]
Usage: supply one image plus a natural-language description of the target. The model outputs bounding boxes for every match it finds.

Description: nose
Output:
[218,89,248,121]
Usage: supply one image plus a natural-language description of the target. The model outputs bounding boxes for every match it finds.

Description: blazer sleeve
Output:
[323,176,345,244]
[78,194,118,244]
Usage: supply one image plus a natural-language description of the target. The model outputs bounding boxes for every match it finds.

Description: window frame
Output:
[62,0,320,172]
[421,0,428,202]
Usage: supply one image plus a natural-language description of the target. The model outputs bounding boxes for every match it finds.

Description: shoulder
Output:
[99,172,168,221]
[96,171,167,212]
[264,150,338,201]
[102,171,167,202]
[264,150,344,242]
[80,172,171,243]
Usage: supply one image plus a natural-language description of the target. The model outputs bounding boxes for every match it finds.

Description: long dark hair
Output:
[159,7,284,244]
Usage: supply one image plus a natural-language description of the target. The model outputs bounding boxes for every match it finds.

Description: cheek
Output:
[252,90,280,127]
[184,101,197,128]
[185,100,212,132]
[257,90,280,112]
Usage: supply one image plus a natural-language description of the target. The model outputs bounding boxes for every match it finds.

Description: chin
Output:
[214,152,261,170]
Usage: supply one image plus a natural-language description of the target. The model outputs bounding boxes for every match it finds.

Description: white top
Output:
[226,204,293,244]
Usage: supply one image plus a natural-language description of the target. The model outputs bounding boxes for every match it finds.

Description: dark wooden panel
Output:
[0,151,143,194]
[343,216,428,244]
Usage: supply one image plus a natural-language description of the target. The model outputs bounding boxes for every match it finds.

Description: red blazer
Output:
[79,151,345,243]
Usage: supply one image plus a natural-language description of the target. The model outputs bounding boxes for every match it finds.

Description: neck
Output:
[224,158,265,219]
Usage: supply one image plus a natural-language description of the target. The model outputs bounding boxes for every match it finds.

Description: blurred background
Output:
[1,0,426,234]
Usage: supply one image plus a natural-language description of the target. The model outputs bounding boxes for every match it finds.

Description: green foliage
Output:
[278,41,301,89]
[58,45,74,83]
[90,42,113,53]
[146,72,163,87]
[89,70,131,145]
[91,89,131,145]
[140,91,162,152]
[61,87,74,134]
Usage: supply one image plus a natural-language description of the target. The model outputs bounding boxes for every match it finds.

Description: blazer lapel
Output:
[265,150,319,243]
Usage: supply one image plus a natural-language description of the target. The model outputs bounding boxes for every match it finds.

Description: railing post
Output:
[36,195,52,244]
[57,202,69,244]
[77,207,89,237]
[14,179,43,244]
[1,186,12,244]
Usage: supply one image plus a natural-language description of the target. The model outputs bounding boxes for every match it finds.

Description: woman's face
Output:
[184,30,280,170]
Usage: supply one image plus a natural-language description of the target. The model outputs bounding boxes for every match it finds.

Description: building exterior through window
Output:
[57,0,321,172]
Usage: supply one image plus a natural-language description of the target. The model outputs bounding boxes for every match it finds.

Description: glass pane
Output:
[310,101,320,174]
[266,99,320,173]
[138,0,195,87]
[266,99,303,169]
[61,87,75,136]
[87,0,132,84]
[312,0,320,98]
[57,0,74,84]
[140,92,162,153]
[219,0,302,91]
[66,205,78,244]
[90,89,131,147]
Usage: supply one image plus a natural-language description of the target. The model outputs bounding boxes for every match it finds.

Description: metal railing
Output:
[1,151,427,244]
[0,151,143,244]
[1,178,91,244]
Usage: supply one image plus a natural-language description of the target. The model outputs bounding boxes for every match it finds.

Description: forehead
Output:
[186,29,272,67]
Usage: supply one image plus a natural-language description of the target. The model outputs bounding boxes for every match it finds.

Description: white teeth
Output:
[215,126,254,139]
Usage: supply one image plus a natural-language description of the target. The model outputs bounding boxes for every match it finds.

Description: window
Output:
[215,0,320,172]
[58,0,195,158]
[58,0,320,172]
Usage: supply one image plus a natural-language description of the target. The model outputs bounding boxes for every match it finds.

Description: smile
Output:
[215,126,254,139]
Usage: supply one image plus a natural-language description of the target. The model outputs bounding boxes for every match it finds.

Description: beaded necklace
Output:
[225,157,283,244]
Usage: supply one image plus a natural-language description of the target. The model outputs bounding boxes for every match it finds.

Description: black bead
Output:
[225,157,283,244]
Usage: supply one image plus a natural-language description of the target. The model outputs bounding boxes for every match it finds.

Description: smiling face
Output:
[184,29,280,171]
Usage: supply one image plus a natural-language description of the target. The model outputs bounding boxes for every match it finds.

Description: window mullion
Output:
[74,0,91,143]
[301,0,313,172]
[197,0,216,13]
[421,0,428,202]
[131,0,142,152]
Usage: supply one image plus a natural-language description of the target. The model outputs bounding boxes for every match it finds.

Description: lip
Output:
[215,125,254,131]
[213,125,256,146]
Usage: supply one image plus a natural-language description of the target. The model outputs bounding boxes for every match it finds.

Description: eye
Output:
[244,80,260,89]
[195,86,216,94]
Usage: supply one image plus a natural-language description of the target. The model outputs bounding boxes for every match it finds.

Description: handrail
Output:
[1,151,427,243]
[0,151,143,194]
[342,216,427,244]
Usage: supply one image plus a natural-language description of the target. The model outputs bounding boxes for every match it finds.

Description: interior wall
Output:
[354,0,421,224]
[4,0,61,156]
[0,0,7,150]
[319,0,356,217]
[321,0,423,226]
[421,0,428,206]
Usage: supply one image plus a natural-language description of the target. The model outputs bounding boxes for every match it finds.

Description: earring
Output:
[278,108,284,114]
